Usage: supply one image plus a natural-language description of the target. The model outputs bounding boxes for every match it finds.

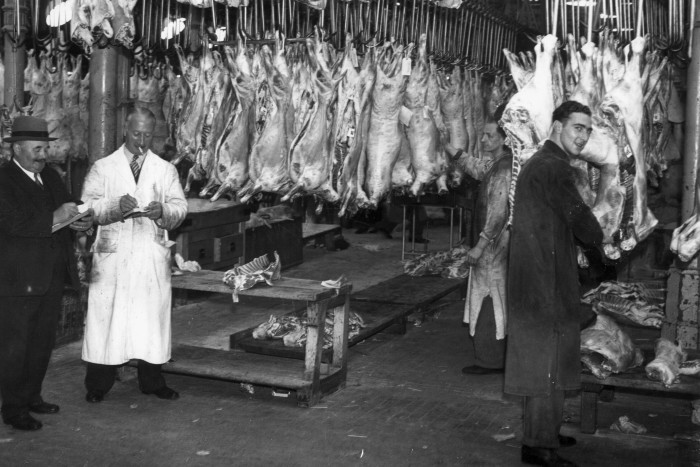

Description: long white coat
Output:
[81,146,187,365]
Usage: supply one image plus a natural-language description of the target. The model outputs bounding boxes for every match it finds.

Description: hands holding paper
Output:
[119,194,162,220]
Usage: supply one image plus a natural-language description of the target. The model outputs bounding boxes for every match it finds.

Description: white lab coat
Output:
[81,146,187,365]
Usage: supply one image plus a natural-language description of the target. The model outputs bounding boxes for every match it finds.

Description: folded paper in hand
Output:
[51,204,90,233]
[123,206,148,218]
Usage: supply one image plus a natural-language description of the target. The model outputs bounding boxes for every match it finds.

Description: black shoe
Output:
[85,391,105,403]
[558,435,576,447]
[4,413,42,431]
[461,365,504,375]
[522,446,578,466]
[28,401,60,414]
[142,386,179,400]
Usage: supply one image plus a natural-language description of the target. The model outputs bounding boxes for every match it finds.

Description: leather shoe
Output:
[142,386,179,400]
[462,365,504,375]
[85,391,104,403]
[558,435,576,447]
[522,445,578,466]
[28,401,59,414]
[4,413,42,431]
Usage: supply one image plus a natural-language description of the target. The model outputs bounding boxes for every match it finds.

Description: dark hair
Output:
[552,100,592,123]
[125,106,156,125]
[490,103,507,139]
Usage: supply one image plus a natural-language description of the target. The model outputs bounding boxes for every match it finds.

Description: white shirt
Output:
[13,158,44,185]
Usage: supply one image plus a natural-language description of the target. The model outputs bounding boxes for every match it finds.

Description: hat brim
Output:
[4,136,58,142]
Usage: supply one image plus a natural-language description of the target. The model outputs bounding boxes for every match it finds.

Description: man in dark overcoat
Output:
[505,101,605,466]
[0,116,92,431]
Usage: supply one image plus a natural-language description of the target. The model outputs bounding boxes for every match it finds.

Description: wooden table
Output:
[580,368,700,434]
[302,223,342,251]
[170,270,352,407]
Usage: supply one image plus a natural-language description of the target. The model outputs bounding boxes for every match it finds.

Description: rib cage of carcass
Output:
[501,30,674,259]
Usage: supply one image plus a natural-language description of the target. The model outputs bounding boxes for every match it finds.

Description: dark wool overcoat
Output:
[504,140,603,396]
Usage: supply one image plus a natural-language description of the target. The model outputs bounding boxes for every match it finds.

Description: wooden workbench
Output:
[170,270,352,407]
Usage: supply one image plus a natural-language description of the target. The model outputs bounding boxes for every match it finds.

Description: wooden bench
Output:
[170,270,352,407]
[580,368,700,434]
[302,223,342,251]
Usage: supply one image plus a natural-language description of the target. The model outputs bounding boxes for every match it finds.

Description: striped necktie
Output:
[130,154,141,182]
[34,173,44,189]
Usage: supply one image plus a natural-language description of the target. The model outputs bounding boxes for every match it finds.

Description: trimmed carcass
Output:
[580,314,644,379]
[645,338,686,387]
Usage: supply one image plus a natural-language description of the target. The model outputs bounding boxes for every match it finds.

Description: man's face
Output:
[481,122,506,154]
[13,140,49,173]
[124,114,155,155]
[558,112,592,158]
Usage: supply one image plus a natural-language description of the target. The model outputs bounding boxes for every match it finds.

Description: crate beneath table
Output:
[246,218,303,270]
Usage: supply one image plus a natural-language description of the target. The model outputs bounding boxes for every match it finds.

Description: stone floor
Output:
[1,221,699,466]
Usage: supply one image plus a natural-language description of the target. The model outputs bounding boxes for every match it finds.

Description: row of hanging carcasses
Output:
[164,29,512,215]
[500,30,680,261]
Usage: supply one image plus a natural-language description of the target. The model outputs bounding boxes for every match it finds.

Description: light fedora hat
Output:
[5,116,58,142]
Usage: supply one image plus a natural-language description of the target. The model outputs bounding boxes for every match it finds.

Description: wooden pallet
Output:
[170,270,352,407]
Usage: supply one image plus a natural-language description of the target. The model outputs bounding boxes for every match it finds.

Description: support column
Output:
[115,47,131,142]
[2,0,29,109]
[682,5,700,220]
[87,45,119,163]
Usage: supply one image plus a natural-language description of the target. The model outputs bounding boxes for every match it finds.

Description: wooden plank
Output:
[171,270,344,301]
[581,371,700,395]
[332,293,350,370]
[162,344,345,391]
[353,274,464,306]
[580,383,601,434]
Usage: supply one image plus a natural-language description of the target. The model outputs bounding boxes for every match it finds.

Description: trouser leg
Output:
[85,363,118,394]
[522,389,565,449]
[23,269,64,405]
[0,296,41,420]
[137,361,166,393]
[472,297,506,369]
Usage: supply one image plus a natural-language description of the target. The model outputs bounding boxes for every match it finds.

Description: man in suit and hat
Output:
[0,115,93,431]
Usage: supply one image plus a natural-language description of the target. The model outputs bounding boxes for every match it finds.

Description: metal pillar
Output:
[87,45,119,163]
[115,47,131,141]
[2,0,29,109]
[682,4,700,220]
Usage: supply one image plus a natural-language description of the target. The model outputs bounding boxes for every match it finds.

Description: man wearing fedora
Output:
[0,115,93,431]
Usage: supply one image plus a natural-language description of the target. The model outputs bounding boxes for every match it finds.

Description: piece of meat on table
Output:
[645,338,686,387]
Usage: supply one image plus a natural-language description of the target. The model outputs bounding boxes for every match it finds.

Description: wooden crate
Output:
[172,198,250,271]
[245,218,303,270]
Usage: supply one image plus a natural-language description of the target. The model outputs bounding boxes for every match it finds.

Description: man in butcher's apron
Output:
[460,104,512,375]
[81,107,187,402]
[506,101,605,466]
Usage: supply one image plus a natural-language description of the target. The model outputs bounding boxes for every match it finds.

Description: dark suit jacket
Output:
[0,161,80,296]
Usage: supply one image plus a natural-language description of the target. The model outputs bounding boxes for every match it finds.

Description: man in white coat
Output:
[81,107,187,402]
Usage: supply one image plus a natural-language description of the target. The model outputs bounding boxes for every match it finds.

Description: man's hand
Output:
[69,211,94,231]
[119,194,139,214]
[53,202,79,225]
[466,245,484,266]
[144,201,163,220]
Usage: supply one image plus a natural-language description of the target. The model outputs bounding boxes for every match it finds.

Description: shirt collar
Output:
[12,158,42,182]
[124,145,147,160]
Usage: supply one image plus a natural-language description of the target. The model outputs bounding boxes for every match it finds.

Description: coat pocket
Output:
[94,229,118,253]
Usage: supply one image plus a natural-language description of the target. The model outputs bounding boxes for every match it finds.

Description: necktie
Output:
[130,154,141,182]
[34,173,44,189]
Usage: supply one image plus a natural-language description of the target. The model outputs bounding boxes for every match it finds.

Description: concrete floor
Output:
[2,221,699,466]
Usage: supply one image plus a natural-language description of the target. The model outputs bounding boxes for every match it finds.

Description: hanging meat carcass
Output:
[71,0,94,54]
[362,41,404,208]
[25,50,51,119]
[438,66,467,187]
[598,35,658,248]
[283,32,339,203]
[333,34,374,215]
[580,313,644,379]
[40,55,71,164]
[88,0,115,39]
[135,63,169,157]
[62,55,88,159]
[403,34,448,197]
[112,0,138,49]
[210,42,256,201]
[185,52,234,194]
[162,60,189,156]
[239,35,293,202]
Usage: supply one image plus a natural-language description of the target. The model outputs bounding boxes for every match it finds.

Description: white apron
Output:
[81,147,187,365]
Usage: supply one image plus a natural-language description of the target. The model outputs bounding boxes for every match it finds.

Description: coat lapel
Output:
[113,146,137,189]
[7,161,47,210]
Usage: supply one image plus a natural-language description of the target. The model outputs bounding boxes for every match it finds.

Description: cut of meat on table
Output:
[580,314,644,380]
[645,338,686,387]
